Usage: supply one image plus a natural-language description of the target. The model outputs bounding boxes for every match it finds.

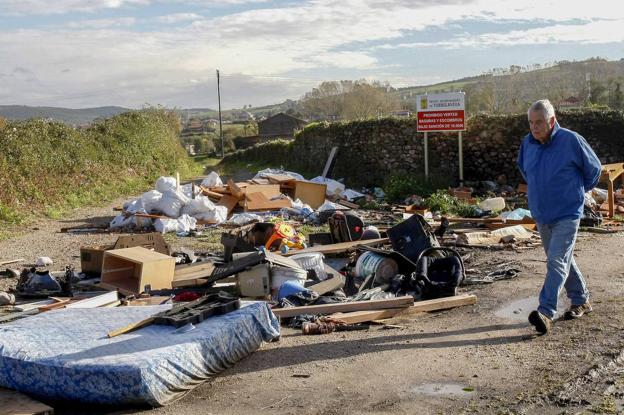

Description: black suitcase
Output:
[328,211,364,242]
[387,214,439,263]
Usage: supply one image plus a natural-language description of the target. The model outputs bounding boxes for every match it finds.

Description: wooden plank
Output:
[65,291,119,309]
[217,194,239,215]
[228,179,245,200]
[266,174,297,184]
[107,316,155,338]
[329,308,406,324]
[281,238,389,257]
[0,259,24,266]
[308,274,345,295]
[0,387,54,415]
[395,294,477,316]
[271,296,414,318]
[336,200,358,209]
[294,181,327,209]
[245,192,292,211]
[200,186,224,200]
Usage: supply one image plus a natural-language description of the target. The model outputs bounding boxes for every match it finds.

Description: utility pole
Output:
[217,69,224,158]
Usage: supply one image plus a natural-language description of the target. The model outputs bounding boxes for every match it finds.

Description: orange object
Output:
[264,223,297,250]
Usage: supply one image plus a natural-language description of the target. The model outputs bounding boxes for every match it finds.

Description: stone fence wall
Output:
[226,110,624,188]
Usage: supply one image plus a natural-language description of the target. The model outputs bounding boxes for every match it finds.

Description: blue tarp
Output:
[0,302,279,406]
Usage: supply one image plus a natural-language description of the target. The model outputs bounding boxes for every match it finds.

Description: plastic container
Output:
[270,265,308,290]
[290,252,328,281]
[478,197,506,211]
[277,280,308,300]
[355,252,399,284]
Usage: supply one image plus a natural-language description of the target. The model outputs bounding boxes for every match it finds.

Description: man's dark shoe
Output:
[564,302,593,320]
[528,310,552,334]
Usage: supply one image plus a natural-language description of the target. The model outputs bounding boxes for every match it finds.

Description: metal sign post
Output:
[416,92,466,184]
[458,131,463,185]
[424,131,429,179]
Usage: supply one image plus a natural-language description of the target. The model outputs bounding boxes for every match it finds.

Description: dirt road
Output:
[2,206,623,415]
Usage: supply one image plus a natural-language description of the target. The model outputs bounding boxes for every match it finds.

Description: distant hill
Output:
[0,105,130,125]
[243,57,624,119]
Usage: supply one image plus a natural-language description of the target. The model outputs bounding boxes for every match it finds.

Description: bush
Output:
[0,108,194,222]
[384,174,453,202]
[424,190,479,217]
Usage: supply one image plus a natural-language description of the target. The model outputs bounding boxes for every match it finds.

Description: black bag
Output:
[328,211,364,242]
[387,214,439,263]
[412,247,465,299]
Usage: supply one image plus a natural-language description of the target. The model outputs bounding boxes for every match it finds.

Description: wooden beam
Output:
[329,308,407,324]
[395,294,477,316]
[271,296,414,318]
[281,238,389,257]
[308,274,345,295]
[0,387,54,415]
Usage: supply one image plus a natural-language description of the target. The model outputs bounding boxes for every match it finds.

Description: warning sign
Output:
[416,92,465,132]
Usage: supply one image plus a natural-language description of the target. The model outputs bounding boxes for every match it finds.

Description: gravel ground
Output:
[2,200,624,415]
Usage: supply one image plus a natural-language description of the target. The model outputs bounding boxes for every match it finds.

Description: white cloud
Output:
[1,0,624,107]
[0,0,150,15]
[66,17,136,28]
[155,13,202,24]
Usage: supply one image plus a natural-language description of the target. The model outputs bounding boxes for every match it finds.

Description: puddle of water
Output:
[411,383,474,397]
[495,296,570,321]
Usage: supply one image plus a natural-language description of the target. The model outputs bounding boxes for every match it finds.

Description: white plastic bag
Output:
[226,213,263,226]
[194,205,228,224]
[110,214,134,229]
[140,190,162,213]
[181,195,216,217]
[123,198,145,214]
[156,190,190,218]
[179,183,201,199]
[200,171,223,188]
[154,214,197,234]
[156,176,177,193]
[254,168,304,181]
[310,176,345,197]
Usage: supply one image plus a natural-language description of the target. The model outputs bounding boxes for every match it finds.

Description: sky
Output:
[1,0,623,110]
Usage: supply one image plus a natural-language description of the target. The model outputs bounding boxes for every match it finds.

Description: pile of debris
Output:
[106,169,365,235]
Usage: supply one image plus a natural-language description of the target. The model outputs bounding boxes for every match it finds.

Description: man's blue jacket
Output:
[516,122,602,225]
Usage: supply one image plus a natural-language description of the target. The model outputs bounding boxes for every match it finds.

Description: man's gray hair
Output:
[528,99,556,121]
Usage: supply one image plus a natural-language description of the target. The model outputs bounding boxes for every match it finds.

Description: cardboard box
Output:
[100,247,175,295]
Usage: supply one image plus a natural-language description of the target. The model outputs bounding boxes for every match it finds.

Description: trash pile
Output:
[2,163,622,410]
[107,169,367,235]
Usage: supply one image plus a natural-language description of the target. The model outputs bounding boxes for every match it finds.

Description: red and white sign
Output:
[416,92,465,132]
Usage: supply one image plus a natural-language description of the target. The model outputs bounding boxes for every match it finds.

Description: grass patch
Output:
[0,203,25,224]
[424,189,480,216]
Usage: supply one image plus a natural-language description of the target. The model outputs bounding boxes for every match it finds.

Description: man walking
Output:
[517,99,602,334]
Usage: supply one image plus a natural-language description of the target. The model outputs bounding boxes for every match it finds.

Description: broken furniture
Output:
[81,233,171,276]
[99,247,175,295]
[600,162,624,218]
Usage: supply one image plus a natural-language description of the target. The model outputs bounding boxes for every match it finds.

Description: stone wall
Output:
[226,110,624,188]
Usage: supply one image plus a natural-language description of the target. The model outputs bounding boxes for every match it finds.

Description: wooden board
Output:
[329,308,407,324]
[245,192,292,211]
[271,296,414,318]
[308,274,345,295]
[172,262,216,287]
[244,184,281,198]
[228,179,245,199]
[266,174,297,184]
[396,294,477,316]
[217,194,240,215]
[0,387,54,415]
[281,238,389,257]
[294,181,327,209]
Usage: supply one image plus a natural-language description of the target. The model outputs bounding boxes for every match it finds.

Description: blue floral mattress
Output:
[0,302,280,406]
